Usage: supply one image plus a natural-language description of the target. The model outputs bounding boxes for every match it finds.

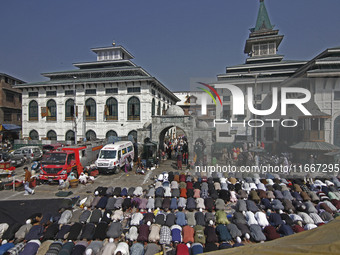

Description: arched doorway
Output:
[86,130,97,141]
[151,114,212,165]
[65,130,75,143]
[159,126,188,160]
[106,130,118,139]
[128,130,137,143]
[47,130,57,141]
[29,130,39,140]
[334,115,340,147]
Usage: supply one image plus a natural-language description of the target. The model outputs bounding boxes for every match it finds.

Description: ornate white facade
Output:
[16,44,179,142]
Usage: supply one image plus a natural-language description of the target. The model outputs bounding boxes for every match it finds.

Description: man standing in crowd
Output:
[24,167,34,195]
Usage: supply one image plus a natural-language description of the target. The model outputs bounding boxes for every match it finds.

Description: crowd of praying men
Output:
[1,171,340,255]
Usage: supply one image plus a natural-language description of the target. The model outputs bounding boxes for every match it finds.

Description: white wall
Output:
[22,81,173,141]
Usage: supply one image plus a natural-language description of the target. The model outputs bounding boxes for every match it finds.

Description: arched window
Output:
[47,130,57,141]
[65,130,75,142]
[85,98,96,121]
[157,101,161,115]
[105,97,118,120]
[86,130,96,141]
[152,99,155,116]
[29,130,39,140]
[128,130,137,143]
[29,100,38,121]
[46,99,57,121]
[127,97,140,120]
[106,130,118,139]
[65,99,75,120]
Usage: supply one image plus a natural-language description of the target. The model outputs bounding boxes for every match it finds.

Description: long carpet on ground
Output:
[208,217,340,255]
[0,198,74,225]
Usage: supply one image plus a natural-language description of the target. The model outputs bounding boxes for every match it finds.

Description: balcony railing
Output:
[106,116,118,121]
[46,116,57,121]
[128,116,140,121]
[29,116,38,121]
[85,116,96,121]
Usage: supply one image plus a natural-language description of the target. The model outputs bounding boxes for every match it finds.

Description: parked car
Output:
[10,156,26,167]
[10,146,43,162]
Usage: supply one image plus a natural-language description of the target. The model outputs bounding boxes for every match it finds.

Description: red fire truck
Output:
[39,141,104,181]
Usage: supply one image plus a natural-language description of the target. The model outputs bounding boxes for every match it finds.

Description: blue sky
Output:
[1,0,340,91]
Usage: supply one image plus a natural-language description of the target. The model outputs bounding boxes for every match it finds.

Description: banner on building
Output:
[41,107,47,118]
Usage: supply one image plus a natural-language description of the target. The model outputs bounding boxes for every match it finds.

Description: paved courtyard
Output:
[0,159,179,201]
[0,157,336,202]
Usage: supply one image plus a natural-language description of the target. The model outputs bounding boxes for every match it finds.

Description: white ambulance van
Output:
[95,141,134,174]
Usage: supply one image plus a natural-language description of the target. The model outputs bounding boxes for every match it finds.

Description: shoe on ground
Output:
[24,193,29,196]
[31,190,35,195]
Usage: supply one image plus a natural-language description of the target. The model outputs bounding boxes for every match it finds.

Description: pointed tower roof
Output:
[253,0,273,32]
[244,0,283,61]
[217,0,306,82]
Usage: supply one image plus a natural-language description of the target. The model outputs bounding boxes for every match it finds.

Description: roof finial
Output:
[112,40,116,46]
[254,0,273,32]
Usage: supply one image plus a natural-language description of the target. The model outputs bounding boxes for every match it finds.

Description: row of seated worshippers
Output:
[0,172,340,255]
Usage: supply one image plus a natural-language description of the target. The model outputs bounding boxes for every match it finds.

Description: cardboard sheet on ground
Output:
[208,218,340,255]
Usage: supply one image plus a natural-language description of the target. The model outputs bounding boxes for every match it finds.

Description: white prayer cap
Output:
[94,191,99,196]
[236,236,242,243]
[86,249,92,255]
[109,238,114,243]
[266,179,274,185]
[325,180,334,186]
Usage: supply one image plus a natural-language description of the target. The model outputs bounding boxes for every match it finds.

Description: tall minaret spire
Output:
[244,0,284,61]
[254,0,273,32]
